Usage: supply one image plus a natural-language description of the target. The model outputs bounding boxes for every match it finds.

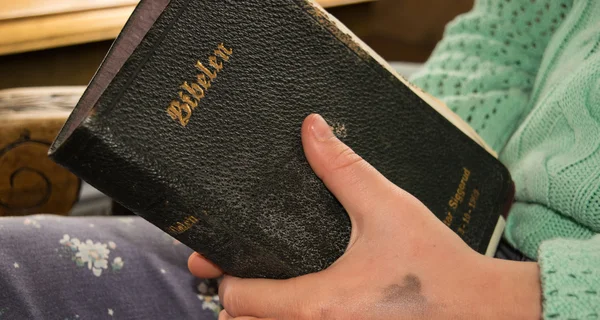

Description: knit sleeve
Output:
[409,0,573,152]
[538,235,600,320]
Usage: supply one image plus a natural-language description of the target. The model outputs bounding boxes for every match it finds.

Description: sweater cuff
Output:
[538,235,600,320]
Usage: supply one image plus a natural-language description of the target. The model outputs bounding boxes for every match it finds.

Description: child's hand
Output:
[189,114,541,320]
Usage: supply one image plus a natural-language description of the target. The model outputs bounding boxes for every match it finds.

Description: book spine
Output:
[50,120,295,278]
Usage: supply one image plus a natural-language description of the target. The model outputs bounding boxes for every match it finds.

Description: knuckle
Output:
[325,145,364,178]
[220,290,234,313]
[219,279,240,316]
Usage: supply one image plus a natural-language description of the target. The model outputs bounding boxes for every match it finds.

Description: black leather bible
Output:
[49,0,514,279]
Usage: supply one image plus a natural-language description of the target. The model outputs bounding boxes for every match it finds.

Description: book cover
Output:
[49,0,514,279]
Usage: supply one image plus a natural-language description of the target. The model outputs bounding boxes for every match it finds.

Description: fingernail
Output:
[311,114,334,141]
[188,253,202,269]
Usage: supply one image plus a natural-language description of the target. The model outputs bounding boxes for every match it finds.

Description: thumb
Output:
[301,114,405,226]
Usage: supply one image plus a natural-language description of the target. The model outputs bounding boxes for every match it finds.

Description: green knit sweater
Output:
[409,0,600,318]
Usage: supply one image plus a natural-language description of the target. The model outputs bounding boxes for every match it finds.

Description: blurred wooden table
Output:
[0,0,472,90]
[0,0,376,56]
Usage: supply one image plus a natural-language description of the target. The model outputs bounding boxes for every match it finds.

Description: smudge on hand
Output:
[382,274,427,308]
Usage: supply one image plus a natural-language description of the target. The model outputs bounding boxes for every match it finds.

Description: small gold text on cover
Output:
[167,43,233,126]
[167,215,199,235]
[443,167,471,228]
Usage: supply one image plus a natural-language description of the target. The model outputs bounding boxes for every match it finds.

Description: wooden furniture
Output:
[362,0,474,61]
[0,0,473,91]
[0,0,376,56]
[0,87,83,216]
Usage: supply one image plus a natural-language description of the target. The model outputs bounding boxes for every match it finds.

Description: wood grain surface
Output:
[0,0,375,56]
[0,87,83,216]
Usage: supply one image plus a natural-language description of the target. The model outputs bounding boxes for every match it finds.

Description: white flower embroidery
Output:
[59,234,70,245]
[197,279,220,316]
[199,295,221,316]
[13,262,19,268]
[111,257,124,271]
[108,309,114,316]
[75,240,110,277]
[60,235,123,277]
[60,234,81,251]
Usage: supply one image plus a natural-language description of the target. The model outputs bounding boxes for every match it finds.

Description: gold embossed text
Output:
[167,43,233,126]
[167,215,199,235]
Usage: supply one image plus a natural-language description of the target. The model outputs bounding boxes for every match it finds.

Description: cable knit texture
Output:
[409,0,600,319]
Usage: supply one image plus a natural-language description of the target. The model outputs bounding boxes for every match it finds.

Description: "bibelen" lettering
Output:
[167,43,233,127]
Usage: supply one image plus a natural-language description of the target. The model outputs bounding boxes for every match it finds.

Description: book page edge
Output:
[485,216,506,257]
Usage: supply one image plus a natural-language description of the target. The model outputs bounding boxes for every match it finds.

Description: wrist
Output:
[481,258,542,320]
[426,252,542,320]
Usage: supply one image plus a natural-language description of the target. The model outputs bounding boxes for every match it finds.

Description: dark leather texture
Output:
[50,0,514,279]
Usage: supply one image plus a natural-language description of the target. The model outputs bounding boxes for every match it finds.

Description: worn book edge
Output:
[50,0,505,258]
[301,0,504,256]
[486,216,505,257]
[302,0,497,158]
